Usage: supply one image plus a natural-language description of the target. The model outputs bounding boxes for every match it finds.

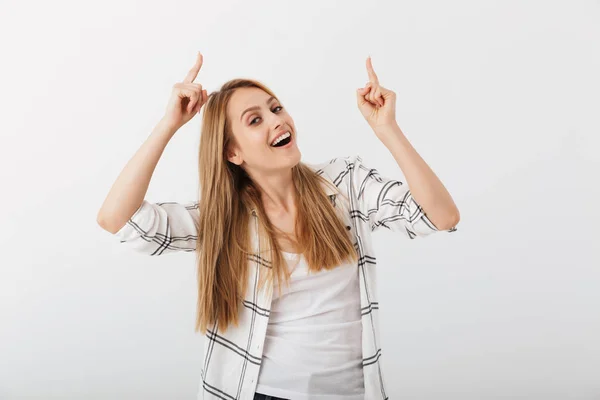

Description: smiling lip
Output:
[270,130,291,146]
[271,134,293,149]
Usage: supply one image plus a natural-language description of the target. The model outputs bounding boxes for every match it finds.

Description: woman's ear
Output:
[226,146,243,166]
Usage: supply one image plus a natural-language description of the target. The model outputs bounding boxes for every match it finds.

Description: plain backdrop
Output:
[1,0,599,399]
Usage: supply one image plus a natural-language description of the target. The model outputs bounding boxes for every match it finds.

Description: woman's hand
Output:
[163,52,209,131]
[356,56,397,132]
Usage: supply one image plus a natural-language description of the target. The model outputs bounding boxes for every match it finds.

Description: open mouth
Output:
[272,135,292,148]
[271,132,293,148]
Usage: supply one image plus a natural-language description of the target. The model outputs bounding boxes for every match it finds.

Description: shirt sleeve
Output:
[113,200,199,255]
[348,154,457,239]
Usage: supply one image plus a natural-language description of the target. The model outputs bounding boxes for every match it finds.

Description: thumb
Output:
[379,85,395,98]
[356,87,371,106]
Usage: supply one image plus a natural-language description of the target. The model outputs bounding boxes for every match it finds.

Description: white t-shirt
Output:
[255,251,365,400]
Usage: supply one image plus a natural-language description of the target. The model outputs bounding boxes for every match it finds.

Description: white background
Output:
[1,0,599,399]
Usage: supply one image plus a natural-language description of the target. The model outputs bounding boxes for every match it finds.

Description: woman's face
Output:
[226,87,300,172]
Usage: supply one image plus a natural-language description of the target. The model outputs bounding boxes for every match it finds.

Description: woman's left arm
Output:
[356,56,460,230]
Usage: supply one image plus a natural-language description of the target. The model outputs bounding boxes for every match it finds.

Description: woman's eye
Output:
[249,106,283,125]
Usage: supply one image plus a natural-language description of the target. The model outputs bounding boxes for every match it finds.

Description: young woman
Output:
[97,52,460,400]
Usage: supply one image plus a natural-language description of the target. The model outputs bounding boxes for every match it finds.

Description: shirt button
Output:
[346,225,351,230]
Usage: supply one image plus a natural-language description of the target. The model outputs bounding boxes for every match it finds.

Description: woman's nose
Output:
[268,114,286,129]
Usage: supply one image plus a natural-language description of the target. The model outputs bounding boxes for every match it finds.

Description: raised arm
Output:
[97,52,208,234]
[97,119,178,233]
[356,56,460,231]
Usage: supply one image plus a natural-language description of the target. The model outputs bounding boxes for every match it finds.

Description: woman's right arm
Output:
[97,120,201,256]
[97,119,176,234]
[96,119,178,234]
[96,52,209,255]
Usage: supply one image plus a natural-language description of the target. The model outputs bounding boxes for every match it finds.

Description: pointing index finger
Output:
[366,56,379,84]
[184,52,203,83]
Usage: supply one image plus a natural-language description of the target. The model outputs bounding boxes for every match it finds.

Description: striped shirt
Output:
[113,154,457,399]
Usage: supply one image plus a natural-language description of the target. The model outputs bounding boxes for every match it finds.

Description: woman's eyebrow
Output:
[240,96,276,121]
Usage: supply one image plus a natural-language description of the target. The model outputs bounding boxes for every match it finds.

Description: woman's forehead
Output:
[231,88,274,110]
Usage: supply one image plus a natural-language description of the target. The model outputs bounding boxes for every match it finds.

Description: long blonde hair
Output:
[194,78,358,333]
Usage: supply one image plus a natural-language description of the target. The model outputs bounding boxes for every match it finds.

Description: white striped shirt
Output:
[113,154,457,399]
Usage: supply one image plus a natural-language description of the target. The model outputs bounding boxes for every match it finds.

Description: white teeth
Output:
[271,131,291,146]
